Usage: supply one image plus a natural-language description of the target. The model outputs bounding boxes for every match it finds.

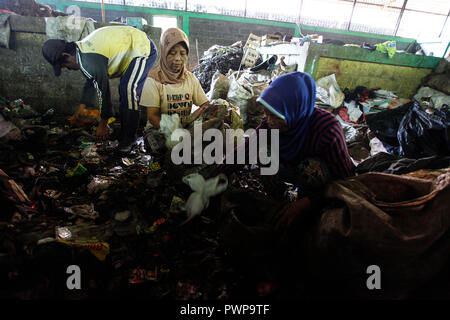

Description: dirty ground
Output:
[0,96,301,300]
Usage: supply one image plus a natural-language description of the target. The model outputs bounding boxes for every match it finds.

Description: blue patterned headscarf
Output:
[257,72,316,162]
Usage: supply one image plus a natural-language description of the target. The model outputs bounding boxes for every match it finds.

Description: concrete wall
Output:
[188,17,295,69]
[0,15,161,115]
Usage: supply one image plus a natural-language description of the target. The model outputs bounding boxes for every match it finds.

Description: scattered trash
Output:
[66,162,87,177]
[87,176,113,194]
[149,162,161,172]
[122,157,134,166]
[114,210,131,222]
[64,203,99,220]
[43,189,62,199]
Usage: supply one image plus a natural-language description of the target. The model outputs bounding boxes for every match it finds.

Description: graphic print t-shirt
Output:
[140,72,208,123]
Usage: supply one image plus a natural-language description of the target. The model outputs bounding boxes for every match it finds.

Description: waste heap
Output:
[192,43,245,94]
[1,0,67,17]
[0,95,300,299]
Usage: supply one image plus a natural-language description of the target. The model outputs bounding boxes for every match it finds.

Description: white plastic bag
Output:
[159,113,182,149]
[315,74,345,109]
[344,101,363,123]
[182,173,228,221]
[414,86,450,110]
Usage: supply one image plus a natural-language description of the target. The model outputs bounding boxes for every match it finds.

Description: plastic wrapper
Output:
[369,137,388,156]
[64,203,99,220]
[87,176,113,194]
[65,162,87,177]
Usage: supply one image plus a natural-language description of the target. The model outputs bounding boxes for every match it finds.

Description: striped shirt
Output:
[258,107,355,179]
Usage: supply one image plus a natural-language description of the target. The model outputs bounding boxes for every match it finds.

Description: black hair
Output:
[63,42,77,56]
[58,42,77,64]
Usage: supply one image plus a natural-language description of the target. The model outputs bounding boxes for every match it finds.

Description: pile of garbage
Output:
[1,95,301,299]
[192,43,245,94]
[193,45,298,129]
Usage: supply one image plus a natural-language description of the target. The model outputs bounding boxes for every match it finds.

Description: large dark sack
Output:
[304,171,450,299]
[397,102,450,158]
[365,102,411,155]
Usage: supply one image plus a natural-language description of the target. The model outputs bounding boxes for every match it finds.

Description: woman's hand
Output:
[147,107,161,129]
[273,197,311,231]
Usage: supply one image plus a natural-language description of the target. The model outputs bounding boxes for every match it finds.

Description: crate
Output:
[244,33,261,51]
[261,34,283,46]
[242,48,259,68]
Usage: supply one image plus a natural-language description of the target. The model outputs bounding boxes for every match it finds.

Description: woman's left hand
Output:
[273,197,311,231]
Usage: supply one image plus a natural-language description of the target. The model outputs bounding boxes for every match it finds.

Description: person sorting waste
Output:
[41,25,158,153]
[140,28,209,129]
[221,71,355,230]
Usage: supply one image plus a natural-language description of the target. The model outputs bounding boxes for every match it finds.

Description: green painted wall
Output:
[304,43,442,98]
[38,0,419,45]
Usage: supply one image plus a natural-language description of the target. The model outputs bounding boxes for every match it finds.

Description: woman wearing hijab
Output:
[140,28,209,128]
[226,72,355,230]
[257,71,354,181]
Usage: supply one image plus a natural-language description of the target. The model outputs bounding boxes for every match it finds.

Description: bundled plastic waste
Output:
[192,43,245,93]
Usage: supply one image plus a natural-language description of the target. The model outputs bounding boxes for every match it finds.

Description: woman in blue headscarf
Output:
[257,71,354,186]
[217,72,355,276]
[239,72,354,229]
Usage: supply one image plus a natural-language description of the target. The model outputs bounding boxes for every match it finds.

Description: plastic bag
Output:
[344,101,363,123]
[182,173,228,221]
[207,71,230,100]
[397,102,450,158]
[315,74,345,109]
[365,102,412,155]
[414,86,450,110]
[226,72,255,126]
[376,40,396,58]
[159,113,182,149]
